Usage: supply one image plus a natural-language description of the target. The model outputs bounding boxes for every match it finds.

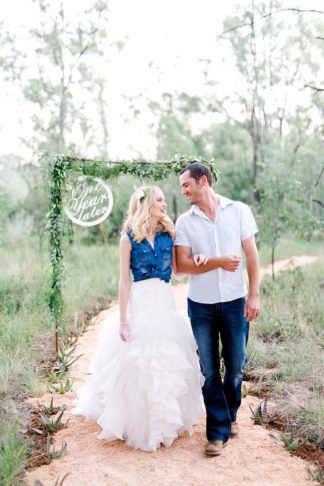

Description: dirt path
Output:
[25,256,318,486]
[260,254,318,280]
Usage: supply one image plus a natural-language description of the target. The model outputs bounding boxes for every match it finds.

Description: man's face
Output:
[179,171,203,205]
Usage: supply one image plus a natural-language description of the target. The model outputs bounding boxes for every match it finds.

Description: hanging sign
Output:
[64,176,113,227]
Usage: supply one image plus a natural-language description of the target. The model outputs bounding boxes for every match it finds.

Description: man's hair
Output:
[180,163,212,186]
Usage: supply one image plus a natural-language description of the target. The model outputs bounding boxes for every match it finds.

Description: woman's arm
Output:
[171,244,185,280]
[119,234,132,340]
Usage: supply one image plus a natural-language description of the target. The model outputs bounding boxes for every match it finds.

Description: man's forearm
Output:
[177,256,222,275]
[246,252,260,296]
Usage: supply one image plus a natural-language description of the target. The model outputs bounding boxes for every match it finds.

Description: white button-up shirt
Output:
[175,195,258,304]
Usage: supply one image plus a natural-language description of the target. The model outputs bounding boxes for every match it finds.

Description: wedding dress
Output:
[72,277,204,452]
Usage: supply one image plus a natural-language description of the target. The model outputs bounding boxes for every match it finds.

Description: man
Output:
[175,163,260,457]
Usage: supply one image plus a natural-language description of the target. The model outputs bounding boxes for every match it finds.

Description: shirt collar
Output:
[189,195,234,217]
[218,195,234,208]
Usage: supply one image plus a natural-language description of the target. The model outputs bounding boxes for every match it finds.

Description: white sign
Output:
[64,176,113,227]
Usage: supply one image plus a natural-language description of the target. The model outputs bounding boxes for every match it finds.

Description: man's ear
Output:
[200,175,208,186]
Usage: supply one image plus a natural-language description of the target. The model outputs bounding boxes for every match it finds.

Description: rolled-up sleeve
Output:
[175,216,191,247]
[240,203,258,241]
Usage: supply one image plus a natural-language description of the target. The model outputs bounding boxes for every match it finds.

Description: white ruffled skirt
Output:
[72,278,205,452]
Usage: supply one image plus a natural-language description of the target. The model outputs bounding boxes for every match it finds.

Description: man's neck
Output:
[196,191,219,221]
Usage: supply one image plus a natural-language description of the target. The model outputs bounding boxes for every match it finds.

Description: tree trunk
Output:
[99,222,105,244]
[271,243,275,281]
[250,0,261,203]
[172,195,178,223]
[58,4,67,153]
[98,79,109,159]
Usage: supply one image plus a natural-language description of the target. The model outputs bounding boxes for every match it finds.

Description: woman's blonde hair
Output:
[121,186,175,242]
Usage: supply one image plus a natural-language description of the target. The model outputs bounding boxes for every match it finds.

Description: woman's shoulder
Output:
[120,232,132,248]
[122,229,143,248]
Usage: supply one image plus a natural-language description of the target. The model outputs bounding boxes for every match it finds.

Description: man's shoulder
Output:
[175,209,192,225]
[221,196,251,212]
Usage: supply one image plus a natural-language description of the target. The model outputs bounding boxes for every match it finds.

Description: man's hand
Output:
[219,255,241,272]
[244,294,260,322]
[193,253,208,267]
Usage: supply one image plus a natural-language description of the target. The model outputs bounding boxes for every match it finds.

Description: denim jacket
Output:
[127,229,173,283]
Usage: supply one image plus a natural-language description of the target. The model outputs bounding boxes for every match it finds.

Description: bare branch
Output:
[314,164,324,188]
[220,8,324,36]
[312,199,324,207]
[305,84,324,92]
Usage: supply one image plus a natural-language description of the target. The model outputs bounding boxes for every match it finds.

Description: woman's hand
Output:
[193,253,208,267]
[119,322,130,341]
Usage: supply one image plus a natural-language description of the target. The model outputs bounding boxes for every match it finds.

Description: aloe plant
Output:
[47,378,74,394]
[280,433,306,452]
[249,397,268,425]
[42,397,59,416]
[40,405,67,433]
[54,473,71,486]
[45,435,67,464]
[271,433,306,452]
[307,464,323,483]
[46,367,64,384]
[57,340,82,374]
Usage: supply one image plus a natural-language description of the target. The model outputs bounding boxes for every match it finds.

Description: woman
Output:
[72,186,206,451]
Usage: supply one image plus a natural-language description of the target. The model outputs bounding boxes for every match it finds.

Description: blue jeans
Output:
[187,297,249,443]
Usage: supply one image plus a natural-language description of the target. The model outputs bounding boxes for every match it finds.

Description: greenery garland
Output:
[44,153,218,353]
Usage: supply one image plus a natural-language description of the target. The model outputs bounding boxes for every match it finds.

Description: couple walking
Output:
[72,163,260,457]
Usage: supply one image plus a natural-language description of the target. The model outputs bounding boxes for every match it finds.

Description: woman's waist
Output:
[128,278,175,309]
[131,277,171,292]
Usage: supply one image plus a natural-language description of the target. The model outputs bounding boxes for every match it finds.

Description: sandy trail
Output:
[260,254,318,280]
[25,256,318,486]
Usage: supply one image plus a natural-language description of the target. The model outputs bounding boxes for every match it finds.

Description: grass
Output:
[247,259,324,446]
[0,231,323,483]
[0,233,120,485]
[257,234,324,267]
[0,234,119,390]
[0,402,29,486]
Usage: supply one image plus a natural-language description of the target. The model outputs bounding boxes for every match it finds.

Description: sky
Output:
[0,0,323,161]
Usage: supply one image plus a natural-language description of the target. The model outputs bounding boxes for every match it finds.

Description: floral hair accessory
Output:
[136,189,146,201]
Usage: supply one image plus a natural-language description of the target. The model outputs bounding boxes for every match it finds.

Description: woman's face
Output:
[150,189,167,221]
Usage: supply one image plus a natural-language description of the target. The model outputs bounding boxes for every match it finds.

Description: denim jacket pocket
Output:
[133,246,151,265]
[160,246,172,271]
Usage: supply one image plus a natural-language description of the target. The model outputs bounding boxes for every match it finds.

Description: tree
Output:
[22,0,109,157]
[221,0,322,201]
[258,142,318,278]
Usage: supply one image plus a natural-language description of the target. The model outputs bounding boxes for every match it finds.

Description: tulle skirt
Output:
[72,278,205,452]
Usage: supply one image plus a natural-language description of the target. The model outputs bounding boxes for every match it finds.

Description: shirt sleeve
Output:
[175,216,191,247]
[240,203,258,241]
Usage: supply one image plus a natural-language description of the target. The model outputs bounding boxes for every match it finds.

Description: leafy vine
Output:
[44,153,218,353]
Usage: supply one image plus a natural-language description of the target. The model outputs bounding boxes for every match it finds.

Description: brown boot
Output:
[205,440,225,457]
[230,421,239,437]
